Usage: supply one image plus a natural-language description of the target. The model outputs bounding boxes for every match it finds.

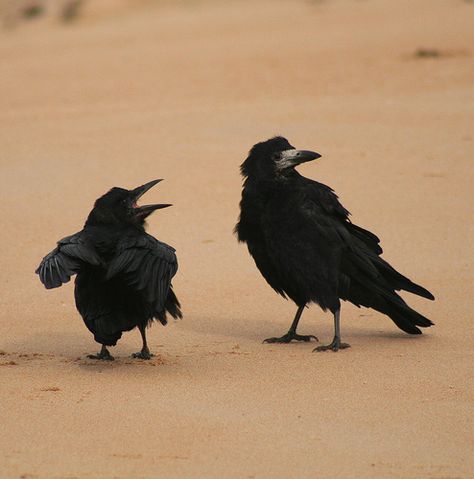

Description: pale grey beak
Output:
[277,149,322,169]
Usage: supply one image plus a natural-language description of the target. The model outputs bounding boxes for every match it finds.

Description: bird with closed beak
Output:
[235,137,434,351]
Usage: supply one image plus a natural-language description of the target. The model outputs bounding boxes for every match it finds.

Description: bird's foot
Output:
[132,349,154,360]
[87,347,114,361]
[313,337,350,352]
[263,332,318,344]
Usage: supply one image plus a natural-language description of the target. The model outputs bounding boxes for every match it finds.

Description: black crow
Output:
[235,137,434,351]
[36,179,182,360]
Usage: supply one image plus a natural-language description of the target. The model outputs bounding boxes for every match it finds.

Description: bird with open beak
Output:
[36,179,182,360]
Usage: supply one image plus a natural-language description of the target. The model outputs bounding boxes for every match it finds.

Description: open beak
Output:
[131,179,172,218]
[279,149,322,168]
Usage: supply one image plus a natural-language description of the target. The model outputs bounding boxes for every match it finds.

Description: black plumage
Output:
[36,179,182,360]
[235,137,434,351]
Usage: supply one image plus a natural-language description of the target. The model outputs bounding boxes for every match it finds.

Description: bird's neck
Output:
[244,172,299,195]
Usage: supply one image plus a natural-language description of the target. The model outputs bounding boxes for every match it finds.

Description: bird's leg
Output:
[263,305,318,343]
[314,308,350,352]
[132,323,154,360]
[87,344,114,361]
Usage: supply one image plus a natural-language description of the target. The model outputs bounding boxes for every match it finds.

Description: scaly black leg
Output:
[314,308,350,352]
[87,344,114,361]
[263,305,318,344]
[132,323,154,360]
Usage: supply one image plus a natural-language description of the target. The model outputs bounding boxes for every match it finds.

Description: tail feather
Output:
[157,287,182,324]
[166,287,183,319]
[377,258,435,300]
[344,273,434,335]
[83,314,123,346]
[342,237,434,334]
[375,292,434,335]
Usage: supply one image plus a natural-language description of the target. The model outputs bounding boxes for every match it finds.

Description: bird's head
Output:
[86,179,171,227]
[240,136,321,179]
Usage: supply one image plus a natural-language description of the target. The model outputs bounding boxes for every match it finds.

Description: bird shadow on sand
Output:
[1,315,435,369]
[0,331,85,359]
[176,313,434,347]
[177,314,285,342]
[0,330,175,369]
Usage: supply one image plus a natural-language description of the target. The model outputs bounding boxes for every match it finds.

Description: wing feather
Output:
[107,234,178,311]
[36,232,101,289]
[302,181,433,300]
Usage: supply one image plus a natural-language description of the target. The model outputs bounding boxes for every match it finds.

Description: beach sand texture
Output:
[0,1,473,477]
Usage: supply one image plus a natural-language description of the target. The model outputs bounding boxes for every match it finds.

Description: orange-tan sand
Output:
[0,1,473,477]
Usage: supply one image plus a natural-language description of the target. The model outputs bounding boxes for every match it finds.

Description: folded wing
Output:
[301,181,434,332]
[106,234,178,313]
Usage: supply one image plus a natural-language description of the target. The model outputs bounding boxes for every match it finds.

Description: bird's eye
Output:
[271,152,280,161]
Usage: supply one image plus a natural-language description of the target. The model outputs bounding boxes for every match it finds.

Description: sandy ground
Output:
[0,1,473,478]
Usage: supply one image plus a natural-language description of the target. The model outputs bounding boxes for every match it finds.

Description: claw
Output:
[87,347,114,361]
[132,350,154,360]
[313,340,350,352]
[263,333,318,344]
